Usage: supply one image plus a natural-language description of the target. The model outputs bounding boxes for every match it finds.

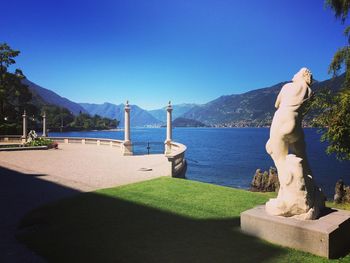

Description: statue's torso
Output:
[270,81,310,142]
[278,82,310,110]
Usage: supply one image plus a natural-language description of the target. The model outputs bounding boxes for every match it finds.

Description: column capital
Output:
[125,100,131,111]
[167,101,173,112]
[22,110,27,117]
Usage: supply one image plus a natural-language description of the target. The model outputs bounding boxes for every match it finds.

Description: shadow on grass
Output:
[0,164,289,262]
[0,165,79,262]
[16,192,287,263]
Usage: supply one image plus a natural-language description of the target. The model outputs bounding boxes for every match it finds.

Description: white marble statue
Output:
[27,130,38,143]
[265,68,325,220]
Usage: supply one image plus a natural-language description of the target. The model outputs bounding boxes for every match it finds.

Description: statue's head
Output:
[292,68,313,85]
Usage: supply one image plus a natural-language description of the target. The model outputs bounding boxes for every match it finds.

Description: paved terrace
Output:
[0,143,170,192]
[0,102,185,261]
[0,140,186,262]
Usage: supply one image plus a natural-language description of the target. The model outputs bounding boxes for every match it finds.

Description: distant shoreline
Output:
[47,127,322,132]
[95,128,124,132]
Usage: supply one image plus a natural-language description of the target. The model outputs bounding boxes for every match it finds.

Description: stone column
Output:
[122,100,133,155]
[164,101,173,155]
[22,110,27,142]
[124,101,131,142]
[42,111,47,137]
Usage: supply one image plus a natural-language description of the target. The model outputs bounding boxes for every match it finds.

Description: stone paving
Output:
[0,143,170,191]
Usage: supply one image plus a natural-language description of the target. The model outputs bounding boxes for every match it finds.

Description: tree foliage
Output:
[0,43,36,133]
[0,43,20,70]
[41,106,119,132]
[325,0,350,22]
[311,1,350,160]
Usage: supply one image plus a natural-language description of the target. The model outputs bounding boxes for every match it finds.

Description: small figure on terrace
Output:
[27,130,38,143]
[265,68,325,220]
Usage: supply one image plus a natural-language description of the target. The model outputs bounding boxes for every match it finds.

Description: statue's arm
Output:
[275,93,281,109]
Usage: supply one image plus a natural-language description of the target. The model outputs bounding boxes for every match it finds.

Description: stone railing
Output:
[48,137,123,148]
[0,135,23,143]
[166,141,187,178]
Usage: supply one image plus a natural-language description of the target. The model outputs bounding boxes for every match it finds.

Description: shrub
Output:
[25,137,58,149]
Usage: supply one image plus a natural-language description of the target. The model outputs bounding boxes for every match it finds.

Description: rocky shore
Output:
[250,167,279,192]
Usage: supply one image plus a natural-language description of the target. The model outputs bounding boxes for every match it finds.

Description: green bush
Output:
[25,137,57,148]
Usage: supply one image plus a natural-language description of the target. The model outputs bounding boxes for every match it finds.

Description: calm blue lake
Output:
[50,128,350,198]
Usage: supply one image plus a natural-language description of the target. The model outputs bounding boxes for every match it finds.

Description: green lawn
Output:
[17,177,350,263]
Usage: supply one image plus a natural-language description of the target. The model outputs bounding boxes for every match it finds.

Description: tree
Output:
[326,0,350,22]
[0,43,20,118]
[0,43,20,74]
[0,43,36,134]
[311,1,350,160]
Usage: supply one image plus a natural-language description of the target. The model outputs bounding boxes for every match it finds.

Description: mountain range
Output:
[79,102,162,127]
[23,79,88,115]
[148,103,198,122]
[23,74,345,127]
[183,75,345,127]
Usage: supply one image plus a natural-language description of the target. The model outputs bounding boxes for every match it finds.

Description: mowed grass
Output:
[17,177,350,263]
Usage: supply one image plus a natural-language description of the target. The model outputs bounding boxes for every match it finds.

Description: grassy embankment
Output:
[17,177,350,263]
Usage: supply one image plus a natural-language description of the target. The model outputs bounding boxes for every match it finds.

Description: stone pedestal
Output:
[164,140,172,155]
[240,205,350,259]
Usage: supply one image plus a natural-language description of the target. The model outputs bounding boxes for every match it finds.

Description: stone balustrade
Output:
[165,141,187,178]
[48,137,124,148]
[0,135,23,143]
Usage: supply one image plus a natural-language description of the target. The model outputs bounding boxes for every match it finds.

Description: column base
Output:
[164,140,172,155]
[122,141,133,156]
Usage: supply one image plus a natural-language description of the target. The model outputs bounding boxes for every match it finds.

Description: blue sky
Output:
[1,0,346,110]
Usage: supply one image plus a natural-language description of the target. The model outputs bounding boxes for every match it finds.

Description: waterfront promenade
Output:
[0,143,172,262]
[0,101,186,261]
[0,143,170,191]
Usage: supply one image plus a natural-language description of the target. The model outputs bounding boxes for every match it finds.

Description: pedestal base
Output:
[240,205,350,258]
[164,140,172,155]
[121,141,133,156]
